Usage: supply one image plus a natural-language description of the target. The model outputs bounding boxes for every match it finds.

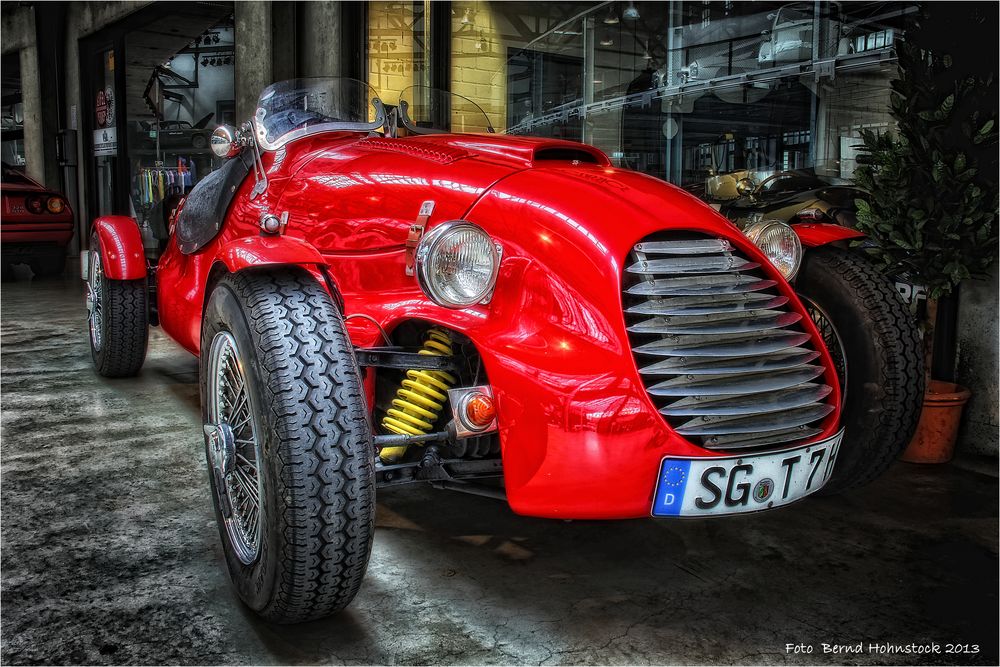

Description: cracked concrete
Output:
[2,270,998,665]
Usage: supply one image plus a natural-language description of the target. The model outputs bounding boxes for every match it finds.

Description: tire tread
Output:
[805,247,924,491]
[94,278,148,377]
[221,270,374,623]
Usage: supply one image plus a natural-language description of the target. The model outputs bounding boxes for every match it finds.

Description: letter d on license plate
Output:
[652,430,843,517]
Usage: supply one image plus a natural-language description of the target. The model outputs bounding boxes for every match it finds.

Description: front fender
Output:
[217,235,326,273]
[92,216,147,280]
[793,222,865,247]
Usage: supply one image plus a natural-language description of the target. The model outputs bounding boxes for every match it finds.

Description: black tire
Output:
[87,242,148,378]
[200,269,375,624]
[30,250,66,277]
[796,246,924,493]
[191,133,207,149]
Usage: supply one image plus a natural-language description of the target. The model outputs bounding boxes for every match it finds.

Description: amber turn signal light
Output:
[46,197,65,214]
[464,392,496,428]
[448,385,498,437]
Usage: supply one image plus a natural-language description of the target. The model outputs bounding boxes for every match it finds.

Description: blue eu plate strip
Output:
[653,459,691,516]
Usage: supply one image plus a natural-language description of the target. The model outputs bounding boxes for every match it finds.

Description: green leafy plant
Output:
[853,3,998,375]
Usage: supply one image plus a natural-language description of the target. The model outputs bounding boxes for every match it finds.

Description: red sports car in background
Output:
[2,162,73,276]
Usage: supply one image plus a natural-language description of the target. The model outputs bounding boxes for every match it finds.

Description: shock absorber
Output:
[379,328,457,462]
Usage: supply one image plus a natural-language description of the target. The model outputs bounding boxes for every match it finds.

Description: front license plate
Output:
[652,430,843,517]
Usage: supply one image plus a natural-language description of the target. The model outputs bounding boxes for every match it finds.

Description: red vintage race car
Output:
[83,78,922,623]
[2,162,73,276]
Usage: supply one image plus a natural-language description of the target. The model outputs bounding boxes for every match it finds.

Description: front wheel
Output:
[200,270,375,623]
[796,247,924,493]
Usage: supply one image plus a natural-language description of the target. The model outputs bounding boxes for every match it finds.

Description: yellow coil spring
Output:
[379,329,457,462]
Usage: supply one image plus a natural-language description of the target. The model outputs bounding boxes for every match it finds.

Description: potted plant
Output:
[853,4,998,463]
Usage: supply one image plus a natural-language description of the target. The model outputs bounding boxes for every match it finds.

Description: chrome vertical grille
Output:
[624,234,835,451]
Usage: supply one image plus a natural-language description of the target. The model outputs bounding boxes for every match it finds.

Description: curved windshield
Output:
[254,77,385,150]
[398,86,495,135]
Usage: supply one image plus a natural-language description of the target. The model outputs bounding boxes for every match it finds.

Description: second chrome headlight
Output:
[415,221,500,308]
[744,219,802,280]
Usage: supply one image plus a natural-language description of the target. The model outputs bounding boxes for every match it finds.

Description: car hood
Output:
[465,162,746,269]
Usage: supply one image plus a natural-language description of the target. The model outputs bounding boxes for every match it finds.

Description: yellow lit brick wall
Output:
[451,1,506,132]
[368,1,420,105]
[367,1,507,131]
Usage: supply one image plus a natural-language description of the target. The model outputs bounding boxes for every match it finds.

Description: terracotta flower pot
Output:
[900,380,972,464]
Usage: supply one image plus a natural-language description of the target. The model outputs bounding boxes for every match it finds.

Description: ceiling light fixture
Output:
[603,6,619,24]
[623,1,640,20]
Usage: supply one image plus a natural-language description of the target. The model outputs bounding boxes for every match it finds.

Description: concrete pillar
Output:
[235,1,273,122]
[64,2,87,252]
[35,1,66,191]
[19,44,45,185]
[271,1,297,82]
[956,263,1000,455]
[297,1,343,77]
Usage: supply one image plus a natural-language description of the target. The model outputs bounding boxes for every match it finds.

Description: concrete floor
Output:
[1,269,998,666]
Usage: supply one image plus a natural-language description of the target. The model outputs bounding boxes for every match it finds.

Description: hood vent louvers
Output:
[623,232,836,452]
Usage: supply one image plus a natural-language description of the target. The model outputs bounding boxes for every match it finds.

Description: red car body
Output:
[1,167,74,266]
[92,131,861,519]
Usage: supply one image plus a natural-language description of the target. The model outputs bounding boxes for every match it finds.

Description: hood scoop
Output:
[429,135,612,168]
[531,146,605,164]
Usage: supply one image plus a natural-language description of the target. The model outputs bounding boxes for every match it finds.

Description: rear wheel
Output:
[201,270,375,623]
[796,246,923,493]
[87,239,148,377]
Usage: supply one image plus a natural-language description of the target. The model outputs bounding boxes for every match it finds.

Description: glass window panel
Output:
[361,1,917,198]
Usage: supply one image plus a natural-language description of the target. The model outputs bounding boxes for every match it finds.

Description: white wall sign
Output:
[93,127,118,156]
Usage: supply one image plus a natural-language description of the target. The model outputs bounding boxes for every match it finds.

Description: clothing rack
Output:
[134,157,199,205]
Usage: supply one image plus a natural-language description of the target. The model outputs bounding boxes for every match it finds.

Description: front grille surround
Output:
[623,232,838,452]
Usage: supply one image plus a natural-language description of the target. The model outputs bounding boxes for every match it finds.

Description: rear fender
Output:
[792,222,865,248]
[92,216,147,280]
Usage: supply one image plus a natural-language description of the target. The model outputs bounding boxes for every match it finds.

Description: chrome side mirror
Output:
[211,125,244,158]
[736,177,758,197]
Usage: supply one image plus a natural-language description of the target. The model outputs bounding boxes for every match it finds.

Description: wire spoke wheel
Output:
[87,251,103,352]
[800,294,848,407]
[206,330,264,565]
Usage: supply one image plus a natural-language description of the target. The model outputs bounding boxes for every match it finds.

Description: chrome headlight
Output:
[415,221,500,308]
[744,219,802,280]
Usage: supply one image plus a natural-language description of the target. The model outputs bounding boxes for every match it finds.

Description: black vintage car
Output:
[705,169,867,229]
[136,113,215,150]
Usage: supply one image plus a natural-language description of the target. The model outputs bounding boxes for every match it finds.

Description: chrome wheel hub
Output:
[206,331,263,565]
[205,422,236,478]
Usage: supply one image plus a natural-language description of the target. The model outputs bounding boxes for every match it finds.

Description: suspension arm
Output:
[375,456,502,488]
[354,346,458,372]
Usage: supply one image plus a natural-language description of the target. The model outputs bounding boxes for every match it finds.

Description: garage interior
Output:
[2,0,999,665]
